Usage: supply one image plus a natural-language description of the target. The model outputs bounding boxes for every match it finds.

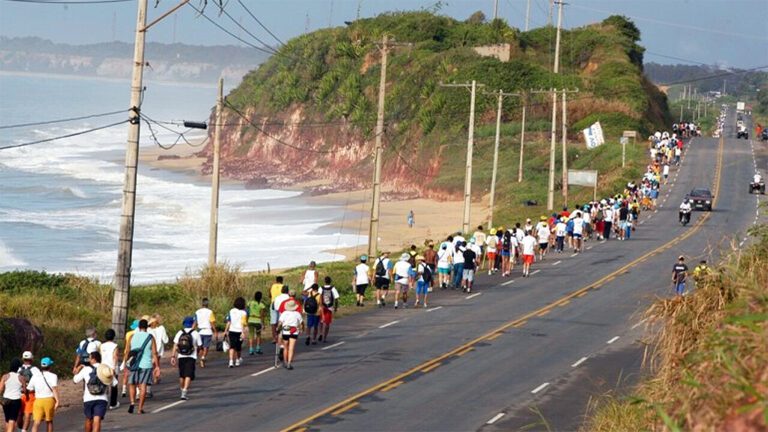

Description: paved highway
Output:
[55,110,763,431]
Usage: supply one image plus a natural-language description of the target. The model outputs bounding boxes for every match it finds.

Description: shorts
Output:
[178,357,196,380]
[306,314,320,329]
[395,282,409,293]
[375,277,390,289]
[200,334,212,349]
[228,331,243,352]
[270,308,279,325]
[416,280,428,295]
[2,398,21,422]
[523,254,534,265]
[248,322,263,335]
[129,367,154,385]
[539,242,548,250]
[573,233,582,239]
[437,267,450,275]
[22,392,35,414]
[32,397,55,422]
[321,309,334,325]
[355,284,368,296]
[281,334,298,340]
[83,400,107,420]
[501,250,511,257]
[487,252,496,262]
[462,269,475,282]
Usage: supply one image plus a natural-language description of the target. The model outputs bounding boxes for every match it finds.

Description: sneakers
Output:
[249,348,255,356]
[256,347,263,355]
[235,358,242,367]
[287,364,294,370]
[317,335,323,342]
[109,402,121,410]
[128,404,135,414]
[305,337,310,346]
[180,389,188,400]
[228,360,234,368]
[394,302,398,309]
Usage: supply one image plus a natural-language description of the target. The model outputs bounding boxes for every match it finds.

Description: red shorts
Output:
[22,392,35,414]
[321,309,333,325]
[523,254,535,265]
[487,252,496,262]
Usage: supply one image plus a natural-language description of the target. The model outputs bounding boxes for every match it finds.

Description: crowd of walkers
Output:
[1,125,692,432]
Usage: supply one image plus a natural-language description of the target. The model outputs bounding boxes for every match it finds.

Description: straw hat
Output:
[96,364,114,385]
[283,299,299,312]
[416,255,425,261]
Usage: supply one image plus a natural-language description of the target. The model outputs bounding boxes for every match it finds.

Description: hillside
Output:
[204,11,670,198]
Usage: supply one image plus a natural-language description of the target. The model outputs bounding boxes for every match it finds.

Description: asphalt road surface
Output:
[55,109,764,432]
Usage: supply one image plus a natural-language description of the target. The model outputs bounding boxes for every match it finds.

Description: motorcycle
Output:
[679,209,691,226]
[749,180,766,194]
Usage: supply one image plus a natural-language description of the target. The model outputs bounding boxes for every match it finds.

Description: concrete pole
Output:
[518,95,527,182]
[489,90,503,230]
[687,85,692,109]
[547,1,563,211]
[561,90,568,204]
[112,0,148,339]
[525,0,531,31]
[493,0,499,20]
[368,34,388,259]
[208,78,224,266]
[548,0,554,26]
[463,80,477,233]
[680,103,684,122]
[622,139,626,168]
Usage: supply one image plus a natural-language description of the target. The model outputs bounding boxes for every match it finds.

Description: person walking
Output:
[277,299,304,370]
[193,298,217,368]
[120,319,139,398]
[472,226,487,270]
[73,328,101,375]
[126,319,159,414]
[500,230,512,277]
[553,217,567,253]
[319,277,340,343]
[521,230,537,277]
[407,210,415,228]
[572,211,585,253]
[170,316,202,400]
[303,284,321,345]
[26,357,59,432]
[414,255,432,307]
[536,216,550,261]
[1,358,24,432]
[73,352,110,432]
[98,329,120,410]
[436,243,452,289]
[148,315,169,362]
[353,255,371,307]
[373,251,393,307]
[672,255,689,296]
[485,229,498,275]
[269,276,286,345]
[224,297,249,368]
[461,242,478,293]
[393,253,413,308]
[423,242,437,290]
[300,261,318,298]
[451,242,465,289]
[247,292,267,355]
[18,351,41,432]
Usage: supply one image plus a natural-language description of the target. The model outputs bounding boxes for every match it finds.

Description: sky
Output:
[1,0,766,68]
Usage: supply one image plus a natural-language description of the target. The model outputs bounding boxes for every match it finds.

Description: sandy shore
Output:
[140,142,207,175]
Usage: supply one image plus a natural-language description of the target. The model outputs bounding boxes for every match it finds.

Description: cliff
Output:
[204,12,671,197]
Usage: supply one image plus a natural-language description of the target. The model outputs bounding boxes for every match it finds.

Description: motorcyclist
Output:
[679,197,692,223]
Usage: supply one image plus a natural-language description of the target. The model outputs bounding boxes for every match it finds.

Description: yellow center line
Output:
[536,309,551,317]
[420,362,442,373]
[485,332,504,341]
[558,300,571,307]
[513,320,528,328]
[379,380,404,393]
[331,402,359,417]
[280,136,724,432]
[576,291,588,298]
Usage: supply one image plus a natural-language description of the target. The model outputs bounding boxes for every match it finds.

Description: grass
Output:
[583,220,768,431]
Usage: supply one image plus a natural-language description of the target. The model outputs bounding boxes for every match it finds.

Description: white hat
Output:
[22,351,33,360]
[400,253,410,261]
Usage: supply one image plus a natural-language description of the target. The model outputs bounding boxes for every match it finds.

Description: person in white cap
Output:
[277,299,304,369]
[393,253,413,309]
[18,351,41,432]
[73,351,110,432]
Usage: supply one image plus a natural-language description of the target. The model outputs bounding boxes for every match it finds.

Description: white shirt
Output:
[663,165,670,175]
[354,263,370,285]
[374,257,392,279]
[437,248,451,268]
[173,328,203,359]
[99,341,118,370]
[227,308,247,333]
[604,208,614,221]
[755,174,762,183]
[302,269,318,290]
[273,293,290,311]
[537,225,550,243]
[149,325,169,356]
[73,364,108,403]
[485,235,498,252]
[554,222,567,237]
[416,263,427,282]
[452,247,465,265]
[393,261,412,284]
[78,338,101,357]
[2,373,23,399]
[27,371,57,399]
[515,229,525,243]
[680,202,692,211]
[521,236,537,256]
[573,217,584,235]
[194,308,215,336]
[278,310,303,335]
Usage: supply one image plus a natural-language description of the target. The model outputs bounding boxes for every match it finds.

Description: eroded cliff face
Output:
[198,106,454,199]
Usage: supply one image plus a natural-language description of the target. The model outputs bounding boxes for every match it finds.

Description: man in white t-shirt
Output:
[352,255,371,307]
[572,211,585,253]
[536,217,551,260]
[194,298,218,368]
[485,230,498,275]
[73,352,110,432]
[393,253,412,309]
[171,316,202,400]
[373,252,393,307]
[521,230,537,277]
[553,217,567,253]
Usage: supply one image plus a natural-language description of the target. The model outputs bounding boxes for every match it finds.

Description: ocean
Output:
[0,73,364,283]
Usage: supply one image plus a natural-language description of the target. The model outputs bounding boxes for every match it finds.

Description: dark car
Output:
[761,128,768,141]
[689,188,713,211]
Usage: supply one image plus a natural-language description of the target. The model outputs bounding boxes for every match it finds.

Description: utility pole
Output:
[493,0,499,20]
[680,103,684,122]
[548,0,554,26]
[208,78,224,266]
[546,0,565,211]
[112,0,192,339]
[488,89,521,229]
[368,34,388,259]
[525,0,531,31]
[441,81,485,233]
[518,92,527,182]
[687,85,692,110]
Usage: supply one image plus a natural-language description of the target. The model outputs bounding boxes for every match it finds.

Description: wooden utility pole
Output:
[489,89,521,229]
[208,78,224,266]
[112,0,192,339]
[518,93,527,183]
[368,34,388,259]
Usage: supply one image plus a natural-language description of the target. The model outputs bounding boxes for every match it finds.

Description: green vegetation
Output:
[584,222,768,431]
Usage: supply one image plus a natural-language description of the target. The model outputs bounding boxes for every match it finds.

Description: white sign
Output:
[583,122,605,149]
[620,137,629,145]
[622,130,637,138]
[568,169,598,187]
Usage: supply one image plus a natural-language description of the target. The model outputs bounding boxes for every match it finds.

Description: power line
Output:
[142,114,207,150]
[185,2,279,57]
[237,0,285,46]
[0,109,125,130]
[0,119,128,151]
[3,0,131,3]
[216,4,281,56]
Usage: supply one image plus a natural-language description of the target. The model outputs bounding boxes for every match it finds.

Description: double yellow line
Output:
[281,136,725,432]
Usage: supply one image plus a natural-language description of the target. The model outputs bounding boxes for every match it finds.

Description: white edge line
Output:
[586,246,593,250]
[552,260,562,266]
[571,356,588,368]
[426,306,443,312]
[321,341,346,351]
[152,400,186,414]
[531,382,550,394]
[501,279,515,286]
[250,367,276,377]
[379,320,400,329]
[530,269,541,275]
[570,253,579,257]
[486,413,506,425]
[631,318,649,330]
[607,336,620,344]
[466,292,483,299]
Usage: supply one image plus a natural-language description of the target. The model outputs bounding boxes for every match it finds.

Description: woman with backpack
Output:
[171,316,202,400]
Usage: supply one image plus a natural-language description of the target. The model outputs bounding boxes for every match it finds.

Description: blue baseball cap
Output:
[41,357,53,367]
[182,316,195,328]
[129,319,139,330]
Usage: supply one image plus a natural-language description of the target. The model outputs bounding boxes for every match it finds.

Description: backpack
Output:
[76,339,92,366]
[125,334,153,372]
[421,264,433,284]
[321,286,335,308]
[375,258,387,277]
[304,295,319,314]
[502,235,511,250]
[19,365,34,383]
[86,368,106,396]
[177,330,195,356]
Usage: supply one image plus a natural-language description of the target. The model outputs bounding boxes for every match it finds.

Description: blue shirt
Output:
[129,331,154,369]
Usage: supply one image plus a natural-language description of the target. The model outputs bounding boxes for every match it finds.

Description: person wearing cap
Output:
[352,254,371,307]
[1,358,25,432]
[127,319,160,414]
[436,242,452,289]
[373,251,393,308]
[277,299,304,369]
[171,316,202,401]
[271,286,290,362]
[672,256,689,296]
[18,351,41,432]
[26,356,59,432]
[413,255,431,307]
[148,314,169,363]
[472,226,486,270]
[536,216,551,261]
[194,298,217,368]
[393,252,413,308]
[520,230,537,277]
[120,319,140,398]
[485,229,498,275]
[553,217,567,253]
[73,351,110,432]
[73,328,101,375]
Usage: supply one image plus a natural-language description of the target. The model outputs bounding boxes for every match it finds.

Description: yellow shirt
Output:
[270,283,284,304]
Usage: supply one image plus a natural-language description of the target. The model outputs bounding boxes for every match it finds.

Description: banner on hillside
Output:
[582,121,605,149]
